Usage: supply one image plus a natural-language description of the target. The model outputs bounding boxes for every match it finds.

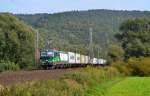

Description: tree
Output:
[0,13,35,68]
[108,44,124,62]
[118,18,150,58]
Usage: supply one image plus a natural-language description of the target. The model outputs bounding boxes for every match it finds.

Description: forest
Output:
[0,9,150,96]
[0,9,150,71]
[16,9,150,57]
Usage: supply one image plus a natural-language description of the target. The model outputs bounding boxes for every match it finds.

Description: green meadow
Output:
[107,77,150,96]
[88,77,150,96]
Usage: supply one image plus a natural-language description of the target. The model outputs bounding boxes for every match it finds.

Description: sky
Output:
[0,0,150,14]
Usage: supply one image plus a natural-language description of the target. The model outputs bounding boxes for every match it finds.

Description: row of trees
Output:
[109,18,150,60]
[119,18,150,58]
[109,18,150,76]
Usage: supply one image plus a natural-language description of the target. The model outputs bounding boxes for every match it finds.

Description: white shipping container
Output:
[89,57,93,64]
[96,59,99,64]
[75,53,80,64]
[80,55,85,64]
[85,56,89,64]
[100,59,104,64]
[98,59,107,64]
[83,55,86,64]
[68,52,76,63]
[60,52,68,61]
[98,59,101,64]
[102,59,107,64]
[92,58,97,64]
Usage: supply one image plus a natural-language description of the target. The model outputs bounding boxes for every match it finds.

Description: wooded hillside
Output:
[16,9,150,57]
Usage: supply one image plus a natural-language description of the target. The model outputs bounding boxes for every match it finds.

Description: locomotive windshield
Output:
[47,51,54,56]
[40,50,54,57]
[40,52,47,57]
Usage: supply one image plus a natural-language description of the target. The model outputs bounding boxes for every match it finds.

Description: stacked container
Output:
[59,51,68,63]
[75,53,80,64]
[68,52,76,64]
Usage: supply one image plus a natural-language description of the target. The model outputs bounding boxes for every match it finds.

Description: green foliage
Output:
[107,15,150,77]
[0,60,19,72]
[111,61,132,76]
[0,13,35,68]
[63,66,121,96]
[111,57,150,76]
[118,18,150,58]
[16,10,150,57]
[108,44,125,62]
[128,57,150,76]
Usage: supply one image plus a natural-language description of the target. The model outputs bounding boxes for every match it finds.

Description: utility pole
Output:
[89,27,94,64]
[97,46,101,58]
[105,33,109,58]
[35,30,39,66]
[47,39,52,49]
[98,47,99,58]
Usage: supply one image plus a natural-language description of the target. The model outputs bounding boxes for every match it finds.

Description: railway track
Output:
[0,68,81,86]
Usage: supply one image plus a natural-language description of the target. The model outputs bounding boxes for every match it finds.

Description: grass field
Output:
[0,67,149,96]
[107,77,150,96]
[87,77,150,96]
[0,67,121,96]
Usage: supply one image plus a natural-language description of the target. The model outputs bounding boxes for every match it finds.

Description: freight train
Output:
[40,49,107,68]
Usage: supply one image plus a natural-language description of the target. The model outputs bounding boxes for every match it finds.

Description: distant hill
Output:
[16,9,150,57]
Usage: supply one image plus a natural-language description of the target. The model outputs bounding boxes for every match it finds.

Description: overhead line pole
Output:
[35,30,39,67]
[88,12,94,64]
[89,27,94,64]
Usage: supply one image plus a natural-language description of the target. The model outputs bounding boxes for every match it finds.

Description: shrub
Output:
[111,61,132,76]
[0,66,121,96]
[128,57,150,76]
[64,66,120,87]
[0,60,20,72]
[0,80,84,96]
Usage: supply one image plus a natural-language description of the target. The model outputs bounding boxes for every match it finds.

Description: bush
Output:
[0,80,84,96]
[64,66,120,87]
[0,61,20,72]
[0,66,121,96]
[111,61,132,76]
[128,57,150,76]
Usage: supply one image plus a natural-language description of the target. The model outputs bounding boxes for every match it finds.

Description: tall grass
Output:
[0,61,20,72]
[0,66,121,96]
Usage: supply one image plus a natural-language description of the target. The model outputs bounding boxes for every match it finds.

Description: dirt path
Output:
[0,68,78,86]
